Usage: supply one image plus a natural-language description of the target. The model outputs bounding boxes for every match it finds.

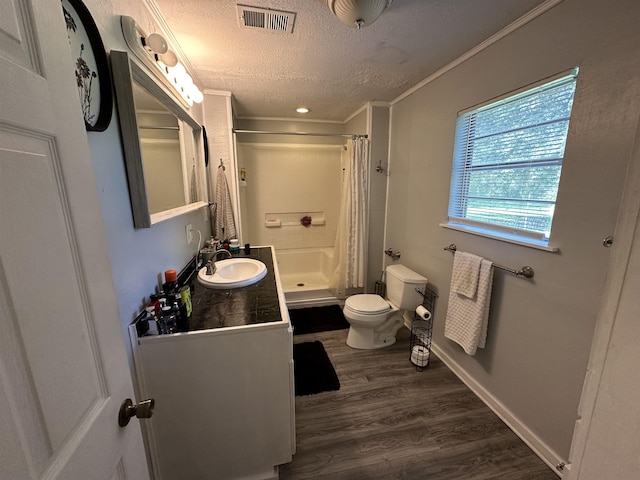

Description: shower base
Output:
[276,247,340,308]
[281,272,339,308]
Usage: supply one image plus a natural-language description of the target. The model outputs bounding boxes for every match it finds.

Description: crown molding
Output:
[391,0,566,106]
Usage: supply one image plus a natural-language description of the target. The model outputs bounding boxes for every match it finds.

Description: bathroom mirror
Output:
[110,50,207,228]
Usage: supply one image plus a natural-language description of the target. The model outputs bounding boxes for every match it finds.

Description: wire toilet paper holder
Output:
[410,286,437,371]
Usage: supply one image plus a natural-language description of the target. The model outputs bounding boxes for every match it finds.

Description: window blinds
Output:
[448,70,577,242]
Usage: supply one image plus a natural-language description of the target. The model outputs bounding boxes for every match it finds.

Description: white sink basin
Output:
[197,258,267,289]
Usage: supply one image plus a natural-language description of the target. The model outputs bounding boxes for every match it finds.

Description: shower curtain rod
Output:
[233,129,368,139]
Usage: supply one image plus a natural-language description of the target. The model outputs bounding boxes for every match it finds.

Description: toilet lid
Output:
[345,294,390,315]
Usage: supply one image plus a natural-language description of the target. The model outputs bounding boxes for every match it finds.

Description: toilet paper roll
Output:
[411,345,430,367]
[416,305,432,321]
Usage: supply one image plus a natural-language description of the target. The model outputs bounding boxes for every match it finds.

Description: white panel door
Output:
[0,0,149,478]
[565,118,640,478]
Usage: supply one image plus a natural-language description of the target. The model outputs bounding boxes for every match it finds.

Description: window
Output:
[446,69,578,248]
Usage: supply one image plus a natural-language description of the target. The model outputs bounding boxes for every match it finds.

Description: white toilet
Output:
[343,264,427,349]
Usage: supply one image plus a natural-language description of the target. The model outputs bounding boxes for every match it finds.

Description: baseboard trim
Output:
[431,342,565,478]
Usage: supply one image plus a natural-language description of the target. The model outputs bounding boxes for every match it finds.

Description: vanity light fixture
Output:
[121,16,203,106]
[296,107,309,113]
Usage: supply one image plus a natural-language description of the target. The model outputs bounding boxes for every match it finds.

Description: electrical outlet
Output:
[186,224,193,244]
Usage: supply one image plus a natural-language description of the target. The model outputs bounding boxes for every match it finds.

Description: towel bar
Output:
[443,244,534,279]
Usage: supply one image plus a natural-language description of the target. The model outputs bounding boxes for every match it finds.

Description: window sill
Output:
[440,222,559,252]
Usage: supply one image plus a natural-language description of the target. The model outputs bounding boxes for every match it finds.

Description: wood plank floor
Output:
[280,327,558,480]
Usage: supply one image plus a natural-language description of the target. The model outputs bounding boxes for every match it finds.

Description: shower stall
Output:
[234,130,367,307]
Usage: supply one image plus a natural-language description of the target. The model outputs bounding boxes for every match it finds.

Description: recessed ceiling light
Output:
[296,107,309,113]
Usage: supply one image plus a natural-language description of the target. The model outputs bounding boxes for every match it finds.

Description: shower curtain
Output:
[328,136,369,298]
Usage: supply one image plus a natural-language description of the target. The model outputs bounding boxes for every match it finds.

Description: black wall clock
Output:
[62,0,112,131]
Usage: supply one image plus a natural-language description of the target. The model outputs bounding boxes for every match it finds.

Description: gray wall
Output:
[386,0,640,460]
[83,0,210,370]
[344,109,367,134]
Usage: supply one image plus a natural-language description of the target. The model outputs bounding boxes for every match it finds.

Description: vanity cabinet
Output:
[130,247,295,480]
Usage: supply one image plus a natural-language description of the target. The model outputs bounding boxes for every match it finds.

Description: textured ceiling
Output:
[151,0,547,122]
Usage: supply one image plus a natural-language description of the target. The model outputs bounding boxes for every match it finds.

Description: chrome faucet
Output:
[205,249,233,275]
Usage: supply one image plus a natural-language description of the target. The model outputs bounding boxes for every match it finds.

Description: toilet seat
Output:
[345,294,390,315]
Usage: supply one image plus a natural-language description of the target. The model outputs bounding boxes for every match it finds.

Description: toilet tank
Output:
[385,264,428,310]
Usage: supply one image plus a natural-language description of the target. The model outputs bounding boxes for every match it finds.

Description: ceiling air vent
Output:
[237,4,296,33]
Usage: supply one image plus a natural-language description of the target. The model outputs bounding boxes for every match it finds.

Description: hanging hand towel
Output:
[451,251,482,298]
[214,167,237,240]
[444,257,494,355]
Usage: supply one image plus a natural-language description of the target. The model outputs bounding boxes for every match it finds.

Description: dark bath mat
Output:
[293,341,340,396]
[289,305,350,336]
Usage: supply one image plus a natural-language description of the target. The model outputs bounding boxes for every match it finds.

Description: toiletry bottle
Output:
[179,285,192,317]
[136,307,151,337]
[144,305,159,335]
[156,299,167,334]
[149,294,161,315]
[159,299,177,334]
[163,269,178,294]
[173,293,189,332]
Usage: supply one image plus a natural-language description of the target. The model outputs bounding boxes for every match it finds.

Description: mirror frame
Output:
[110,50,206,228]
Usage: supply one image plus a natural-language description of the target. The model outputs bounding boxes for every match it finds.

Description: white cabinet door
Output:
[136,324,294,480]
[0,0,149,478]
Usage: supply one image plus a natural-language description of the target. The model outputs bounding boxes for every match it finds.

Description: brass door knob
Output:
[118,398,155,427]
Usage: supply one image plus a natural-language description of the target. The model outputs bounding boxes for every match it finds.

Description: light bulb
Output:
[170,63,186,76]
[181,73,193,88]
[296,107,309,113]
[159,49,178,68]
[169,63,186,84]
[146,33,168,54]
[189,85,204,103]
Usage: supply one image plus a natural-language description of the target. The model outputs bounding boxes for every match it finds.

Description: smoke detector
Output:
[237,4,296,33]
[327,0,392,29]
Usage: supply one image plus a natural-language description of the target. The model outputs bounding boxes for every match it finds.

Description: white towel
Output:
[451,251,482,298]
[444,258,494,355]
[214,167,237,240]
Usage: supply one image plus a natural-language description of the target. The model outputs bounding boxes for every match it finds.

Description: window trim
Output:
[440,221,559,252]
[444,68,578,251]
[458,67,579,116]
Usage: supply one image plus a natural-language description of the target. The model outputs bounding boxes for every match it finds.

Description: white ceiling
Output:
[152,0,547,122]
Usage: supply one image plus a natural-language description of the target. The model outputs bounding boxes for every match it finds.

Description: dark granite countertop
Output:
[187,246,283,331]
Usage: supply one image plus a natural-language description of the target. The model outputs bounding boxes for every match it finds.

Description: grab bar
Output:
[443,244,534,279]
